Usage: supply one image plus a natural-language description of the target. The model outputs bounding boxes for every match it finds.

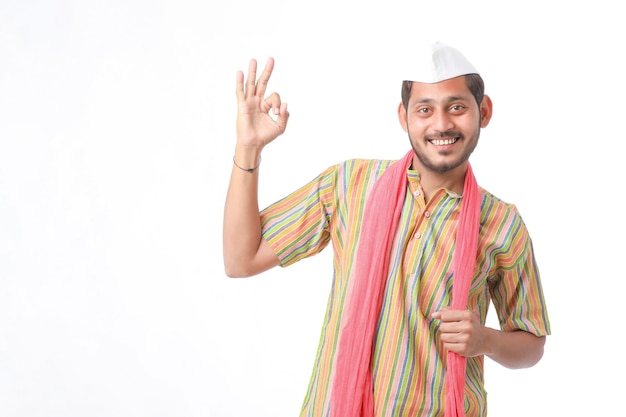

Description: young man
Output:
[223,42,551,417]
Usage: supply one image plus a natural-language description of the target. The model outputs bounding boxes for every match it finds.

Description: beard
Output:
[407,128,480,174]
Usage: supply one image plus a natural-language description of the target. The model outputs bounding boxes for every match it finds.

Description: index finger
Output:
[244,58,258,98]
[254,57,275,98]
[432,308,469,322]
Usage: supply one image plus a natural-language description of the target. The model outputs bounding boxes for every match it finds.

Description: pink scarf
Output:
[331,150,481,417]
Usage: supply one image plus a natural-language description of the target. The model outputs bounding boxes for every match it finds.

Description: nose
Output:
[431,110,454,133]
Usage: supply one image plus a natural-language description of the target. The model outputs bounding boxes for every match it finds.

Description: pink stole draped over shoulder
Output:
[330,150,481,417]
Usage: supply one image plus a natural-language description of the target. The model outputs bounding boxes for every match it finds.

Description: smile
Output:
[429,137,458,146]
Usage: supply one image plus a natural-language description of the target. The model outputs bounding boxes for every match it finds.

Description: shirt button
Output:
[414,232,421,239]
[424,211,430,218]
[413,190,421,197]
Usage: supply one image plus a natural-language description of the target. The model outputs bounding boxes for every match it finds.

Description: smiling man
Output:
[223,42,551,417]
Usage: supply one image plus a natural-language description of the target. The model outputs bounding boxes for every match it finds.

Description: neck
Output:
[412,158,468,202]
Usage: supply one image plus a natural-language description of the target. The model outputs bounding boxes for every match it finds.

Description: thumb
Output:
[275,102,290,134]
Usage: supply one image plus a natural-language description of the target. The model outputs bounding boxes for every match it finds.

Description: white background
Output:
[1,1,623,416]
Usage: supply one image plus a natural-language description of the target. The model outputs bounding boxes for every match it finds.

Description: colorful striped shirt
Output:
[260,158,551,417]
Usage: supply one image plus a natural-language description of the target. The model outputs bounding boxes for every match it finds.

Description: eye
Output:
[449,104,467,113]
[416,107,431,115]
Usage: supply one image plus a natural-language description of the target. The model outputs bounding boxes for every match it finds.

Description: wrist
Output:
[235,142,263,153]
[480,326,499,357]
[233,154,262,173]
[233,145,263,174]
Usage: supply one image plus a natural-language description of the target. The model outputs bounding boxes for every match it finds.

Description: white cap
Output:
[401,41,478,83]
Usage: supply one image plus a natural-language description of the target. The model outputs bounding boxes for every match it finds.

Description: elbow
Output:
[223,240,278,278]
[223,261,252,278]
[223,256,263,278]
[223,267,241,278]
[513,334,547,369]
[526,335,547,368]
[222,247,251,278]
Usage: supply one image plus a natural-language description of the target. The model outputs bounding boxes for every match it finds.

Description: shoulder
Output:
[479,186,522,218]
[478,186,531,244]
[333,158,396,185]
[315,158,397,202]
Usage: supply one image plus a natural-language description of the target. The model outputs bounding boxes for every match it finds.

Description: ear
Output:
[397,101,408,132]
[479,95,493,128]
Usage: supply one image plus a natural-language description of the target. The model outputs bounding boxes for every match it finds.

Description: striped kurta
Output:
[260,158,551,417]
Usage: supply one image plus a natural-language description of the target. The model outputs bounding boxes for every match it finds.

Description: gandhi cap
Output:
[402,41,479,83]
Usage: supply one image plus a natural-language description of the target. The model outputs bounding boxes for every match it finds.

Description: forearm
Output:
[481,328,546,369]
[224,57,288,277]
[222,145,267,277]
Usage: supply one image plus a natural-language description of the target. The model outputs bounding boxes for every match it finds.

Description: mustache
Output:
[424,131,464,141]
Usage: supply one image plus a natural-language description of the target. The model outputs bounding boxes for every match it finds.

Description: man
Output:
[223,42,551,417]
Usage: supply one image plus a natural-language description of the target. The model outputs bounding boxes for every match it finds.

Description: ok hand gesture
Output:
[235,57,289,150]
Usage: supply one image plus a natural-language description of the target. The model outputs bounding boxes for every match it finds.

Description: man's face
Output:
[398,76,491,175]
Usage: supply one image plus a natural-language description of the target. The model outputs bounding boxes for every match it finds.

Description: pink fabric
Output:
[444,163,481,417]
[331,150,413,417]
[330,151,481,417]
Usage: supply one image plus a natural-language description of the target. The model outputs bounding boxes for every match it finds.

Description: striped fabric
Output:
[260,158,551,417]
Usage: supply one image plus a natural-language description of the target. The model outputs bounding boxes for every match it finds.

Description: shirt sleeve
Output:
[489,207,551,336]
[260,165,336,267]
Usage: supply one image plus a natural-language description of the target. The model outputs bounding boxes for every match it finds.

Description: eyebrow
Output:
[413,95,470,105]
[409,95,471,107]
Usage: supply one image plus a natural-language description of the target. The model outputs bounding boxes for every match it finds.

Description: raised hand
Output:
[235,57,289,150]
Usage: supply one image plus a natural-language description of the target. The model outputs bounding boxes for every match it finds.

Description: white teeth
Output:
[430,138,457,145]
